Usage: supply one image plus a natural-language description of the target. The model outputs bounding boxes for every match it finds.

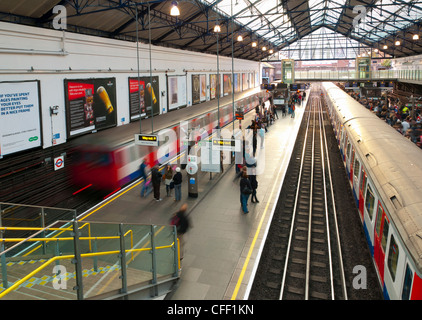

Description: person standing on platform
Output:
[164,164,174,197]
[151,165,162,201]
[249,170,259,203]
[240,171,253,214]
[139,159,149,197]
[173,167,183,201]
[171,203,190,260]
[272,104,279,120]
[291,104,296,118]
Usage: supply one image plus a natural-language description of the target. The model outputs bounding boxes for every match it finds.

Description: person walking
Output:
[249,171,259,203]
[173,167,182,201]
[170,203,190,260]
[139,159,148,197]
[151,165,162,201]
[291,103,296,118]
[272,104,279,120]
[163,164,174,197]
[240,171,253,214]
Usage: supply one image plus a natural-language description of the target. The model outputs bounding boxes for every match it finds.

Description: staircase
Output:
[0,219,180,300]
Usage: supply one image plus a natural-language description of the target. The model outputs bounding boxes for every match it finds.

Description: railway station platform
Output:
[77,96,307,300]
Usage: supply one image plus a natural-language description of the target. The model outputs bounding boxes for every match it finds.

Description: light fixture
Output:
[383,45,388,49]
[262,46,267,51]
[251,42,257,47]
[374,48,379,53]
[237,35,243,41]
[170,1,180,16]
[413,34,420,40]
[395,40,401,46]
[269,49,274,54]
[213,24,221,33]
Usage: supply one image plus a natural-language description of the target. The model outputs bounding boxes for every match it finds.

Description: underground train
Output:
[322,82,422,300]
[71,89,270,192]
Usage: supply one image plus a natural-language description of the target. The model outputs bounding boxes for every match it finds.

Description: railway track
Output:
[250,87,347,300]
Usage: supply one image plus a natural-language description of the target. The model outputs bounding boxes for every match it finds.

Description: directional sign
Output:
[54,156,64,171]
[135,134,159,146]
[212,139,240,152]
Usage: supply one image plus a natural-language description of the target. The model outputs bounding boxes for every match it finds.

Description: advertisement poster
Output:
[223,74,232,96]
[242,73,248,91]
[234,73,240,93]
[192,75,201,105]
[168,75,186,111]
[210,74,217,100]
[200,74,206,102]
[0,80,42,157]
[129,76,160,121]
[65,78,117,137]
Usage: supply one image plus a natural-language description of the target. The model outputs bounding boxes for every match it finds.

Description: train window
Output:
[365,185,375,220]
[387,235,399,282]
[346,142,351,160]
[361,169,367,195]
[402,264,413,300]
[353,158,360,179]
[375,205,383,236]
[129,146,137,162]
[381,217,390,253]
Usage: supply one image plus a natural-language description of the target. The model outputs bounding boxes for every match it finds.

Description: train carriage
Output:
[70,89,270,192]
[322,82,422,300]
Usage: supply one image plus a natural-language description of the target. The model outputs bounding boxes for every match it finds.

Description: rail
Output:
[279,88,347,300]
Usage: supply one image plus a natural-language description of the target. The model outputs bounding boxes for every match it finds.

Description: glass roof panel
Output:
[198,0,422,57]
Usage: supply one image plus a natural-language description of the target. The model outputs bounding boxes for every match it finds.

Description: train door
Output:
[359,168,367,220]
[374,202,390,283]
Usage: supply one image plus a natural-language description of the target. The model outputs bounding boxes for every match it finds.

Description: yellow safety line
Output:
[230,113,302,300]
[230,179,278,300]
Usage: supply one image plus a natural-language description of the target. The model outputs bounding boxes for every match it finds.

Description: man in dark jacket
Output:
[249,173,259,203]
[173,167,183,201]
[151,165,162,201]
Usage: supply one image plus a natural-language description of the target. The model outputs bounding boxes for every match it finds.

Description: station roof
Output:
[0,0,421,61]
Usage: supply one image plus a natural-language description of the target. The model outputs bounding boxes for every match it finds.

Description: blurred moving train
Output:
[71,89,270,192]
[322,82,422,300]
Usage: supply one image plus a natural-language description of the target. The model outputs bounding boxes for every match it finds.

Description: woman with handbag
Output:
[240,171,253,214]
[164,164,174,197]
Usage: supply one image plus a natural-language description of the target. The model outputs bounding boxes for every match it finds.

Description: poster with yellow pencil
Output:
[64,78,117,137]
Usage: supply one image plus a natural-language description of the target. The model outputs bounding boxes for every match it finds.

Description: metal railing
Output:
[0,220,180,300]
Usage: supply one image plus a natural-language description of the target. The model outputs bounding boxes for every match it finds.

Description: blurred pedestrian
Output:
[170,203,190,260]
[139,159,148,197]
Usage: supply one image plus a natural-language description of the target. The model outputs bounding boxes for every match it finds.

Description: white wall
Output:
[0,22,260,149]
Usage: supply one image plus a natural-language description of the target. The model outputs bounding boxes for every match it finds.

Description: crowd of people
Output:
[343,87,422,149]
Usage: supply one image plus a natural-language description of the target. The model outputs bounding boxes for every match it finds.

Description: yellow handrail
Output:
[2,236,121,242]
[0,223,93,255]
[0,242,176,299]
